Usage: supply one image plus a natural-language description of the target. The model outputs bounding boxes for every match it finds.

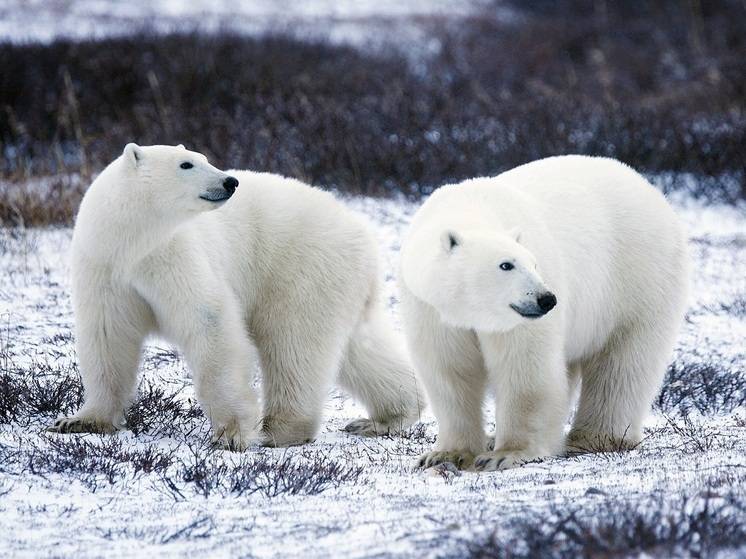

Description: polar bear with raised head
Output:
[50,143,422,448]
[400,155,688,471]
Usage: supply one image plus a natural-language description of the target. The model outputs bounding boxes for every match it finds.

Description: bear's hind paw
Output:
[259,416,316,448]
[46,416,117,435]
[566,428,641,454]
[342,416,413,438]
[212,421,256,452]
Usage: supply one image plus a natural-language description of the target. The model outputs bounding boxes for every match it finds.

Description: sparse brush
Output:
[0,478,12,497]
[1,0,745,227]
[23,370,84,419]
[173,437,228,498]
[0,364,83,425]
[461,487,746,558]
[0,372,24,423]
[228,451,366,498]
[720,294,746,319]
[658,414,735,453]
[657,361,746,415]
[14,434,175,488]
[125,380,203,436]
[168,438,366,499]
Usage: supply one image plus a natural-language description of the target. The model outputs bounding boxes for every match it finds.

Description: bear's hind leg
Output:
[568,324,675,453]
[257,319,349,448]
[338,304,423,437]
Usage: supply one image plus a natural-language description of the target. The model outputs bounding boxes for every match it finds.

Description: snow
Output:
[0,189,744,557]
[0,0,507,49]
[1,2,743,552]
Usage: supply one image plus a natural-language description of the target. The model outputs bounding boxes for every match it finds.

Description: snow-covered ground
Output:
[0,0,507,49]
[0,189,744,557]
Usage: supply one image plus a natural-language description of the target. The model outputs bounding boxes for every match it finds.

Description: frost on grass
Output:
[459,488,746,558]
[657,361,746,415]
[0,195,744,557]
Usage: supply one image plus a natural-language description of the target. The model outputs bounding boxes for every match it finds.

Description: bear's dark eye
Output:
[180,162,194,169]
[499,262,514,271]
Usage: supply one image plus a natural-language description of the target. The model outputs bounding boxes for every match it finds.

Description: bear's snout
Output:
[223,176,239,195]
[199,176,239,203]
[537,292,557,314]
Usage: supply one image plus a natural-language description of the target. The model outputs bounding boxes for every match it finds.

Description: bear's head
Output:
[403,228,557,332]
[120,143,239,218]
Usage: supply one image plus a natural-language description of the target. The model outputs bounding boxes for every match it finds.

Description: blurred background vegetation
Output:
[1,0,744,225]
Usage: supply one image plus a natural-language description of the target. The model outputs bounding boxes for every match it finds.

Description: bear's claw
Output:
[342,417,411,437]
[343,418,383,436]
[472,450,539,472]
[46,417,116,434]
[415,450,475,470]
[211,419,256,452]
[474,455,506,470]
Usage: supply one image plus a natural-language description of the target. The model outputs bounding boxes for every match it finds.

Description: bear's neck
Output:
[74,169,184,272]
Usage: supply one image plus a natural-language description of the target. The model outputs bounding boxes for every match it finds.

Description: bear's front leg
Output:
[474,330,569,472]
[400,290,490,470]
[48,287,152,435]
[184,310,260,452]
[135,262,260,451]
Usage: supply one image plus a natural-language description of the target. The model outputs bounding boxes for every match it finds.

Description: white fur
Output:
[51,144,421,449]
[400,155,689,471]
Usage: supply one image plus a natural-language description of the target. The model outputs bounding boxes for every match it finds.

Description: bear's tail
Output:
[338,300,424,436]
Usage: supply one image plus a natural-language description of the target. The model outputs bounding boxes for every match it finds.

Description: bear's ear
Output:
[507,227,522,244]
[441,230,461,253]
[177,144,185,150]
[123,143,143,168]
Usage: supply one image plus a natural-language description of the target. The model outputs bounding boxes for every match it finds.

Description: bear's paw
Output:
[47,416,117,435]
[472,450,542,471]
[342,416,413,437]
[415,449,475,471]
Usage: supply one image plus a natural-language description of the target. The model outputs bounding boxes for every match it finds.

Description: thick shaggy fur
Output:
[50,144,421,448]
[400,155,688,471]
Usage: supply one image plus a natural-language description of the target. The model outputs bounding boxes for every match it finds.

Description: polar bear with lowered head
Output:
[400,155,688,471]
[50,144,422,448]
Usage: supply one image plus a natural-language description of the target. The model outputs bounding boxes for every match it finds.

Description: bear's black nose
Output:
[223,176,239,195]
[537,292,557,314]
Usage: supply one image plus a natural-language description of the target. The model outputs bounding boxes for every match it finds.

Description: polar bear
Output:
[49,143,422,449]
[400,155,688,471]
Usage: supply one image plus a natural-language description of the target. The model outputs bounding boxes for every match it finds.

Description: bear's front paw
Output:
[342,416,412,437]
[47,416,117,435]
[212,419,256,452]
[472,450,542,472]
[415,450,475,470]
